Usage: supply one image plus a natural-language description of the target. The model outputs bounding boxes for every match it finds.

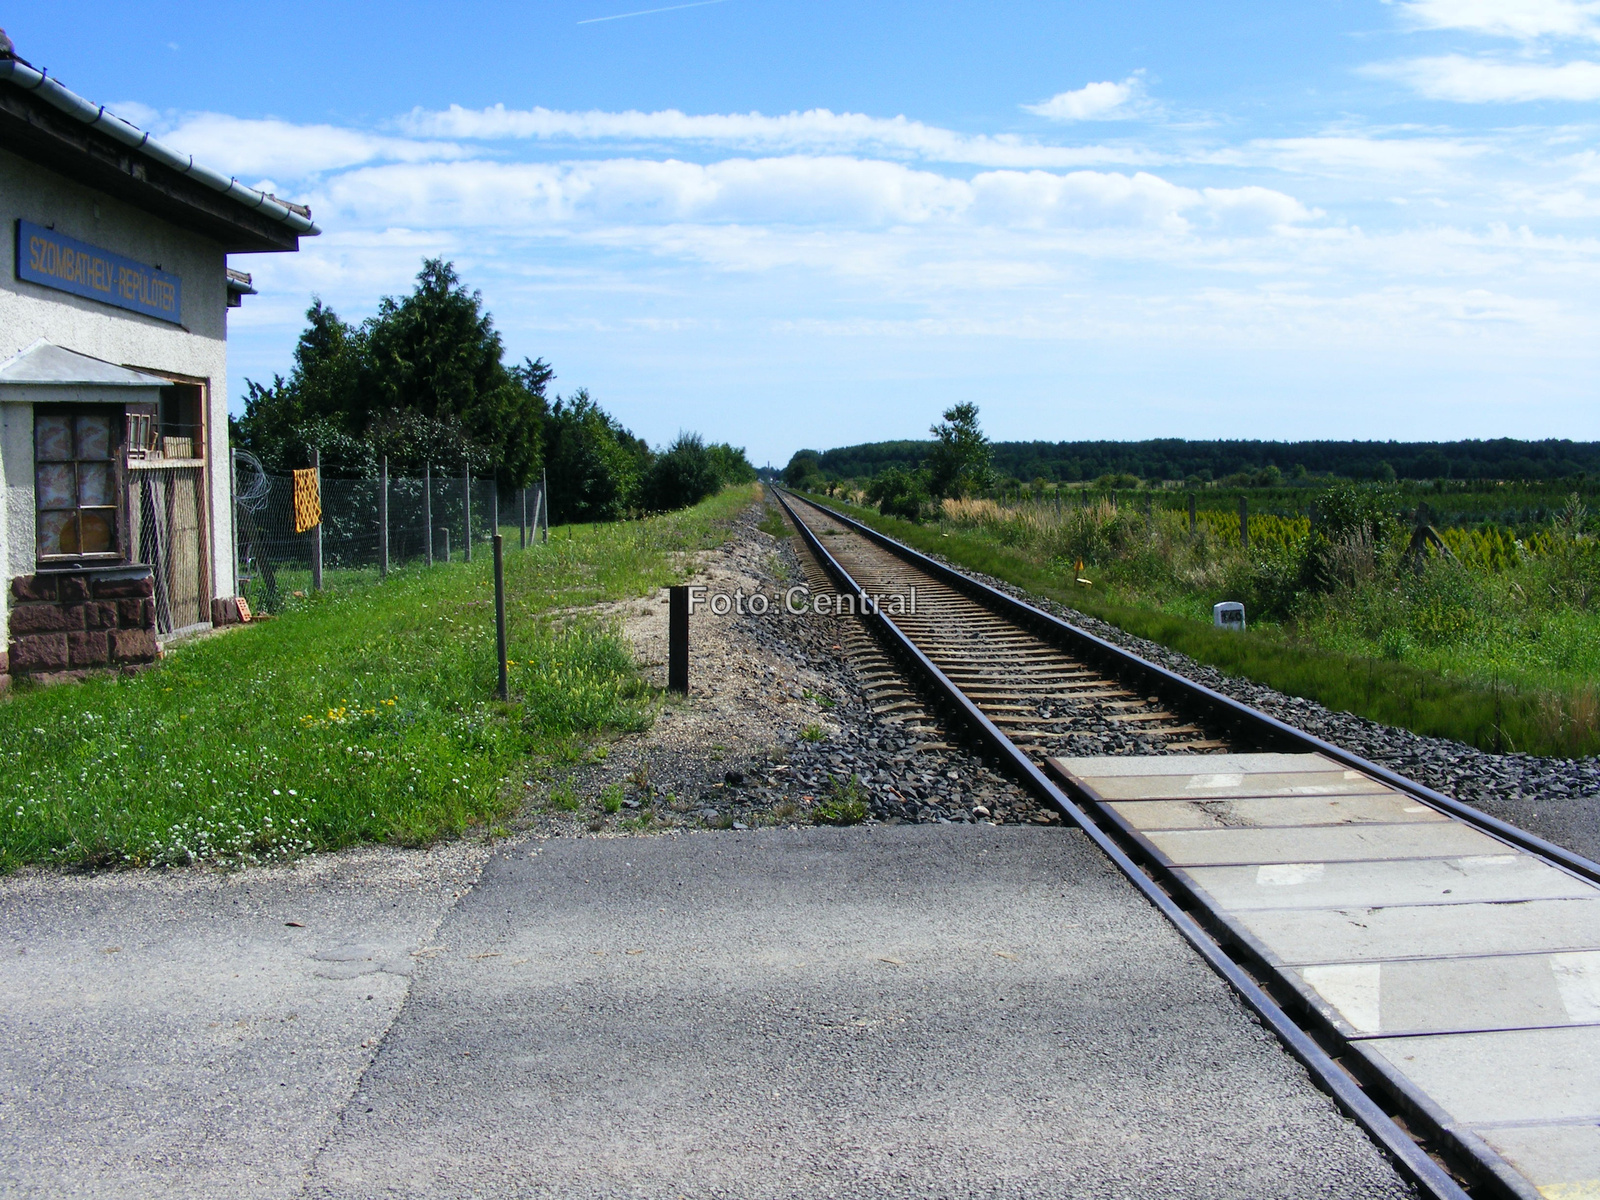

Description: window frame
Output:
[34,404,128,566]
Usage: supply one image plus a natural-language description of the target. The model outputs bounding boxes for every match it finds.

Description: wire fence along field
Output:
[232,451,546,609]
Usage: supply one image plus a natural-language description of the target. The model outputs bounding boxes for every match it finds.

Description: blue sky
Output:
[13,1,1600,465]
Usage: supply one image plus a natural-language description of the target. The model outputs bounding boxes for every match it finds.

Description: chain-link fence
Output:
[232,451,547,611]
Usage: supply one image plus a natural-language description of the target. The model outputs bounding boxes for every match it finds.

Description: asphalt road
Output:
[2,827,1413,1199]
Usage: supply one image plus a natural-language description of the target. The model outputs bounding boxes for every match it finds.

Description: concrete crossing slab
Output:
[1108,792,1445,831]
[1046,751,1600,1197]
[1085,771,1388,801]
[1145,821,1505,866]
[1180,856,1594,911]
[1478,1122,1600,1200]
[1360,1025,1600,1126]
[1236,897,1600,965]
[1291,951,1600,1037]
[1059,753,1335,777]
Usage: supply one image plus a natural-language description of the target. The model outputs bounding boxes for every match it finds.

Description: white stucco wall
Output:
[0,147,239,635]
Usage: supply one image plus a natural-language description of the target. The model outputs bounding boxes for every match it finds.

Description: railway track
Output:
[774,486,1600,1200]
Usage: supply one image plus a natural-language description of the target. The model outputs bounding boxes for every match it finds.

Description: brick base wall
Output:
[7,571,159,686]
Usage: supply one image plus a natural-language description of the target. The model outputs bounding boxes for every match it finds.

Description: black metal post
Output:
[425,462,434,567]
[464,465,473,564]
[379,454,389,579]
[668,585,689,695]
[309,446,323,591]
[493,534,508,701]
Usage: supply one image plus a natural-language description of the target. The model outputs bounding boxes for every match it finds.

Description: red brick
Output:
[109,628,158,663]
[119,598,155,628]
[93,575,155,599]
[9,604,81,635]
[67,630,110,667]
[10,634,69,673]
[58,576,90,603]
[11,575,56,602]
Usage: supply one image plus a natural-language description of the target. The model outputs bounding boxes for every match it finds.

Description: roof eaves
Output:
[0,58,320,238]
[0,339,173,387]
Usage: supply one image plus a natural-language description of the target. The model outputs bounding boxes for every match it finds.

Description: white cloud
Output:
[397,103,1154,168]
[1200,186,1319,230]
[107,99,162,129]
[1394,0,1600,41]
[1367,53,1600,100]
[310,154,1312,240]
[1244,134,1489,174]
[154,113,468,179]
[1022,76,1144,122]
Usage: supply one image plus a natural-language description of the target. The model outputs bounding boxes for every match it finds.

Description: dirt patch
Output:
[515,497,1042,838]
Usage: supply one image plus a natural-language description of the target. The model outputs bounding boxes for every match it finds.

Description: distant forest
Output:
[787,438,1600,484]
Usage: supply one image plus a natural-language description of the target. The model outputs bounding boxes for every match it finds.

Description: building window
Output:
[36,407,122,560]
[159,382,204,460]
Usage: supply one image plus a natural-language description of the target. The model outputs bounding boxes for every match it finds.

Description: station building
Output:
[0,39,316,686]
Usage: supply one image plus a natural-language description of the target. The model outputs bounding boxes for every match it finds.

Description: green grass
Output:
[757,501,792,541]
[808,492,1596,758]
[0,484,758,872]
[812,775,868,825]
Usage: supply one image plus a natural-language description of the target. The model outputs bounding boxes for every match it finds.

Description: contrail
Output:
[578,0,733,24]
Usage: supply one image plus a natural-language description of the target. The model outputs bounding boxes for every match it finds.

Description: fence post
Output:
[540,468,549,542]
[464,465,472,563]
[668,585,689,694]
[424,463,434,567]
[493,534,508,702]
[492,480,499,543]
[1189,493,1197,535]
[1238,494,1249,553]
[309,447,324,591]
[379,454,390,579]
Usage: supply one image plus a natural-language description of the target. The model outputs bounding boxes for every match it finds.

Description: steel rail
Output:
[771,486,1471,1200]
[780,489,1600,890]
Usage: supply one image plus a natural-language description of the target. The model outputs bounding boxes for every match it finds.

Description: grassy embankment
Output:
[804,491,1600,759]
[0,484,758,872]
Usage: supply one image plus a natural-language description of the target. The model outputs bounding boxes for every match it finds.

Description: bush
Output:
[644,432,723,511]
[867,466,928,521]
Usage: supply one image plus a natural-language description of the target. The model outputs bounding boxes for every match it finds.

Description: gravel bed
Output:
[913,547,1600,864]
[518,502,1046,836]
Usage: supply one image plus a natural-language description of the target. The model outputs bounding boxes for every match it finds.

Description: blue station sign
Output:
[15,220,182,324]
